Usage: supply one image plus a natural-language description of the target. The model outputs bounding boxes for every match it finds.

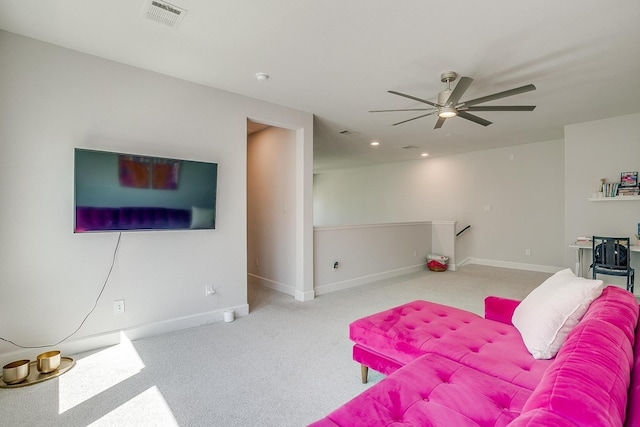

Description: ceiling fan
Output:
[370,71,536,129]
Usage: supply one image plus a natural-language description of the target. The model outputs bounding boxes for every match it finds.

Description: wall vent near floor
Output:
[402,145,419,149]
[143,0,187,28]
[339,130,362,136]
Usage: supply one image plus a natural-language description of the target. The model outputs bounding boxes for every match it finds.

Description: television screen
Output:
[74,148,218,232]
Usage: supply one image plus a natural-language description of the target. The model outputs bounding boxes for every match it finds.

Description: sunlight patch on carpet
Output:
[58,332,145,414]
[87,386,178,427]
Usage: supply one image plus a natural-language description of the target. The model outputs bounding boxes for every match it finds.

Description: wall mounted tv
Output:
[74,148,218,233]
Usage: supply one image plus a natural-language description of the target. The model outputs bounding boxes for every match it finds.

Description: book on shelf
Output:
[602,182,620,197]
[618,186,639,196]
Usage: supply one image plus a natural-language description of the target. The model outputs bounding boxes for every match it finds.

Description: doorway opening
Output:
[247,120,298,308]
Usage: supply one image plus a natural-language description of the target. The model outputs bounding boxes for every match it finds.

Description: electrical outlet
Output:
[525,249,531,256]
[114,300,125,314]
[333,261,339,270]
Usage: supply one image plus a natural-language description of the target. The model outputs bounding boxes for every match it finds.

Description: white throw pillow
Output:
[190,207,215,229]
[512,268,603,359]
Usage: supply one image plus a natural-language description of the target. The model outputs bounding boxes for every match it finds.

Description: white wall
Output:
[0,31,313,365]
[565,113,640,287]
[314,222,432,294]
[314,139,565,271]
[247,127,298,295]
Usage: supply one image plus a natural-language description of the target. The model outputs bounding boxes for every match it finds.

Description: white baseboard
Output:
[457,257,474,268]
[248,273,295,296]
[0,304,249,367]
[295,289,315,302]
[468,257,562,274]
[248,274,315,301]
[314,264,426,296]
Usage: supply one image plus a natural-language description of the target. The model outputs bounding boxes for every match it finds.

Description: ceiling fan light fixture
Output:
[371,72,536,128]
[438,107,457,118]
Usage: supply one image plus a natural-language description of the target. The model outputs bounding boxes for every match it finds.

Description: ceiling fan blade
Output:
[369,108,435,113]
[462,84,536,107]
[434,116,447,129]
[388,90,439,107]
[445,77,473,107]
[457,111,492,126]
[391,111,438,126]
[463,105,536,112]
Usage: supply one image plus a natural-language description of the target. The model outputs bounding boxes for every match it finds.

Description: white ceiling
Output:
[2,1,640,172]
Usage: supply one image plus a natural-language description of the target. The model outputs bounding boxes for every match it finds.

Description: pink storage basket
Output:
[427,254,448,272]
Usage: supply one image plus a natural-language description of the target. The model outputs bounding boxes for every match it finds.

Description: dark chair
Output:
[592,236,635,293]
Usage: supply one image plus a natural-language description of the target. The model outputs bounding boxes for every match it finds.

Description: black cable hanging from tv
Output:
[0,233,122,349]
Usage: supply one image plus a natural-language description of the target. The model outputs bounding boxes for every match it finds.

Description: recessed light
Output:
[370,141,380,146]
[255,73,270,81]
[421,153,429,157]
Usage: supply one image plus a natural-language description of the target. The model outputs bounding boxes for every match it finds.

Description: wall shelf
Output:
[588,195,640,202]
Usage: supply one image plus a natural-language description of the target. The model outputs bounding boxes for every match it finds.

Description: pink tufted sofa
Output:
[311,286,640,426]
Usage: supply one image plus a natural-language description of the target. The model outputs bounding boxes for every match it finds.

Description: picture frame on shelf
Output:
[620,171,638,187]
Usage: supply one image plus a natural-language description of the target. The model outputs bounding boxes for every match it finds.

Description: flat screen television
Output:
[74,148,218,233]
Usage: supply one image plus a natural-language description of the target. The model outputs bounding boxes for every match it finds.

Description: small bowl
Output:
[3,360,31,385]
[37,351,61,374]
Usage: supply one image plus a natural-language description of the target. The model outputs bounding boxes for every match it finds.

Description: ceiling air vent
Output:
[402,145,419,150]
[339,130,362,136]
[143,0,187,28]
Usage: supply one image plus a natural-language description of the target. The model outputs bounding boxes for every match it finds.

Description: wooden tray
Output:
[0,357,75,388]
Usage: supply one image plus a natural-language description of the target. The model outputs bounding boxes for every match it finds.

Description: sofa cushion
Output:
[512,268,603,360]
[513,286,639,427]
[625,317,640,427]
[310,352,532,427]
[350,300,551,390]
[485,296,521,325]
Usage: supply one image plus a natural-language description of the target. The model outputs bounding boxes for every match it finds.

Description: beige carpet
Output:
[0,265,550,426]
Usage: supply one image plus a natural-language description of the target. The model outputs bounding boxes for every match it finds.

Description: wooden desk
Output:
[569,243,640,278]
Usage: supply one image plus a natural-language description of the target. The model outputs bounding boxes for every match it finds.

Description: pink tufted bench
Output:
[311,286,640,426]
[350,299,551,390]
